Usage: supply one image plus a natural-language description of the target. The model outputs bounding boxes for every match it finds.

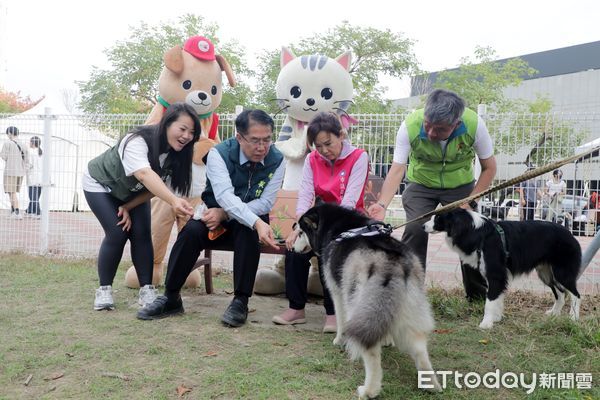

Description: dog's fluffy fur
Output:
[293,203,441,398]
[423,209,582,329]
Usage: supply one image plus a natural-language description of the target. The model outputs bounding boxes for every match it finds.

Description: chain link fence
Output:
[0,110,598,258]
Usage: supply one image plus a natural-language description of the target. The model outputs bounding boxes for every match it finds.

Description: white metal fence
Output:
[0,110,598,258]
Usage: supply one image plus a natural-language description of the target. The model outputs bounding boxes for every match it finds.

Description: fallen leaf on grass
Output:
[65,352,74,358]
[478,339,489,345]
[44,372,64,381]
[433,329,453,334]
[101,372,131,381]
[176,385,192,397]
[203,351,218,357]
[23,374,33,386]
[224,290,233,294]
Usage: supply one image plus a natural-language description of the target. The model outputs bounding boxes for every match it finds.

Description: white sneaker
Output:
[94,285,115,310]
[10,212,23,220]
[139,284,158,307]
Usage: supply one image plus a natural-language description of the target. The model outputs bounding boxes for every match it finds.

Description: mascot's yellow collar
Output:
[157,95,213,120]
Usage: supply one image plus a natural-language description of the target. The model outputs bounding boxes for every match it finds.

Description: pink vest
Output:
[309,148,368,213]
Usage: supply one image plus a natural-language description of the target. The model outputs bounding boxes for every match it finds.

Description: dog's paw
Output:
[545,307,560,316]
[332,335,343,346]
[427,376,443,393]
[479,319,494,329]
[357,385,379,399]
[569,311,580,321]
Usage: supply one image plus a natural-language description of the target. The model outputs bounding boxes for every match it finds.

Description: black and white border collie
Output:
[423,209,582,329]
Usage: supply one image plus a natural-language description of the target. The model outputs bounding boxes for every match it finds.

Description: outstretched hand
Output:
[285,228,300,251]
[254,219,279,250]
[171,197,194,218]
[367,203,386,221]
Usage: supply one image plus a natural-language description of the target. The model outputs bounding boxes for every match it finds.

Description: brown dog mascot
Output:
[125,36,235,289]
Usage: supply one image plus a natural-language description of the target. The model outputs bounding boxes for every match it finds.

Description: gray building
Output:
[395,40,600,113]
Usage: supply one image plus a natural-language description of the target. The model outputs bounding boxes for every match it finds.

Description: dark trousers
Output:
[84,191,153,286]
[401,182,488,300]
[164,216,267,303]
[522,201,536,220]
[285,251,334,315]
[27,185,42,215]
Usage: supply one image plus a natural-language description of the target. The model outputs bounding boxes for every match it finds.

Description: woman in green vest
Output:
[83,103,200,312]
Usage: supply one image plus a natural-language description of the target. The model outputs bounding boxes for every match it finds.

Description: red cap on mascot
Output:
[183,36,216,61]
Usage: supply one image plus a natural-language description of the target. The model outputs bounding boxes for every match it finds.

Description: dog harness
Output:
[494,223,510,261]
[334,222,393,242]
[475,223,510,270]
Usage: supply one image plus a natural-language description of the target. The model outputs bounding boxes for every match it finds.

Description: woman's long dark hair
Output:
[122,102,201,196]
[30,136,43,156]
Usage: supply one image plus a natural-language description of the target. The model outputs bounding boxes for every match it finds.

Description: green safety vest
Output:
[406,108,478,189]
[88,137,172,202]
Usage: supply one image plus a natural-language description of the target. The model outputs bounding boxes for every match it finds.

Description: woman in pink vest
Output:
[272,112,369,333]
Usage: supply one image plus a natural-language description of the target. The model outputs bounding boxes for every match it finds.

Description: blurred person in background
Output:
[25,136,43,218]
[1,126,29,219]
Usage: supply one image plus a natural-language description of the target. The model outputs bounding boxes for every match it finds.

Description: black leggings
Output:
[285,251,334,315]
[84,191,153,286]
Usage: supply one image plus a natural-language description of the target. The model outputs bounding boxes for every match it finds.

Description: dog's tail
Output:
[342,271,402,355]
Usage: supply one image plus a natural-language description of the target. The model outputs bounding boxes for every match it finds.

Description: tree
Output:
[502,95,587,166]
[0,87,43,113]
[254,22,419,114]
[434,46,537,111]
[77,14,253,114]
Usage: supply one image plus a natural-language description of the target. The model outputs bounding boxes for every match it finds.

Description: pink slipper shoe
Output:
[272,309,306,325]
[323,315,337,333]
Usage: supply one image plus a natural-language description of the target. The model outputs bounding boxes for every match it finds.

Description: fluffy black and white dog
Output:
[423,209,582,329]
[292,203,441,398]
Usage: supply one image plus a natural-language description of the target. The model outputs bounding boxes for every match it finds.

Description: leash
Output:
[389,145,600,230]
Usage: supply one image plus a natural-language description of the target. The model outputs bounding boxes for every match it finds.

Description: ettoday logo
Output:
[418,370,593,393]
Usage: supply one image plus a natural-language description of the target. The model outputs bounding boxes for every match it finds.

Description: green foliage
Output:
[254,22,419,114]
[435,46,537,111]
[0,87,43,113]
[490,95,588,165]
[77,14,251,115]
[434,47,587,164]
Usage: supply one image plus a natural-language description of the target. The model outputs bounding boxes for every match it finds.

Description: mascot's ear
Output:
[314,196,325,206]
[164,45,184,74]
[281,47,296,68]
[216,55,236,87]
[335,51,352,71]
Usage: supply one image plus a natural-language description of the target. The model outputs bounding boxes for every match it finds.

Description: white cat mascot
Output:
[275,47,355,189]
[253,47,356,295]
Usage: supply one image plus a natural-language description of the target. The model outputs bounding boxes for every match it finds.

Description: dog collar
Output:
[334,222,393,242]
[156,96,213,120]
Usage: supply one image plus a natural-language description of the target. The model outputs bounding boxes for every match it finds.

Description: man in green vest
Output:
[138,109,285,326]
[368,89,497,300]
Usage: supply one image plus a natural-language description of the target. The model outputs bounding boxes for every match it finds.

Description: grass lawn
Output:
[0,254,598,399]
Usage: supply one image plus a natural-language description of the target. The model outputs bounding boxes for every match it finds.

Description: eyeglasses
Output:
[238,134,272,147]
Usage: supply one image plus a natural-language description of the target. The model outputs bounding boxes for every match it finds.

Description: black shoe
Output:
[221,298,248,327]
[136,295,183,320]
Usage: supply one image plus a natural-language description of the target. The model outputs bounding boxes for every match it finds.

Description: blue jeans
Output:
[27,185,42,215]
